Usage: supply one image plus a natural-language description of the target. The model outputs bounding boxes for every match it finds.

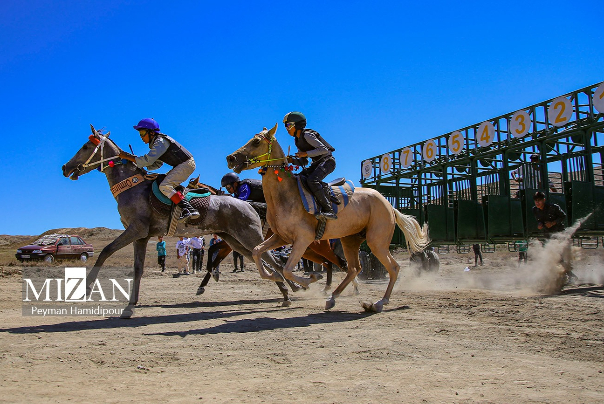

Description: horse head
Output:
[226,123,280,173]
[62,124,120,180]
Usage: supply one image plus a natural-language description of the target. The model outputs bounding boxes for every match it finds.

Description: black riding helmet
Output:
[221,172,240,188]
[283,111,307,130]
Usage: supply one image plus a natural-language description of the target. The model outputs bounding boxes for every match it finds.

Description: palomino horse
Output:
[62,126,298,317]
[227,124,429,312]
[188,177,358,293]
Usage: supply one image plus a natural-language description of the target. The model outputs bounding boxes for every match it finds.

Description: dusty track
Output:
[0,233,603,403]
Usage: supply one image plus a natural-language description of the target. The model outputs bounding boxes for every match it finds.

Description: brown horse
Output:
[227,124,429,312]
[188,176,359,293]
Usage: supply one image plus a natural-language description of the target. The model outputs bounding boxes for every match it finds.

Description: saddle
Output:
[149,174,212,234]
[295,175,355,216]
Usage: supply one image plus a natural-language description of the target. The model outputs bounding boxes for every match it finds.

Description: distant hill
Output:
[0,227,123,247]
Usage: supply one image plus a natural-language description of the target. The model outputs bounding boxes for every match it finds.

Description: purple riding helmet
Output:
[133,118,160,132]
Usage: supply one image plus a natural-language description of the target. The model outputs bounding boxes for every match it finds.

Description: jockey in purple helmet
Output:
[119,118,200,222]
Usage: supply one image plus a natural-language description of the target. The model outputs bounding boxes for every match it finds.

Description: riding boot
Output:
[309,182,337,220]
[323,183,341,205]
[177,198,200,222]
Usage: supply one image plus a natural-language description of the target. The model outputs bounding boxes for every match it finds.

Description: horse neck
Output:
[101,142,143,188]
[261,139,298,207]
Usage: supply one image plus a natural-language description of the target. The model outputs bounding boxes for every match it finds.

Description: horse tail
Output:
[394,209,430,253]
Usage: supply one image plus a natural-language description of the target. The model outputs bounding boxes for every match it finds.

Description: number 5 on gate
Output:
[448,131,464,155]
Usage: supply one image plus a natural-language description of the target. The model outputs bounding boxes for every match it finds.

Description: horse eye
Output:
[252,138,261,146]
[82,145,88,150]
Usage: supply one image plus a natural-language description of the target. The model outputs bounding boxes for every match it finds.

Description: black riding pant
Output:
[233,251,244,270]
[191,248,203,272]
[305,156,336,211]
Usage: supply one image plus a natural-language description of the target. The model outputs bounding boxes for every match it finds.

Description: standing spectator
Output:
[232,250,244,272]
[156,236,167,272]
[472,244,483,267]
[516,240,528,266]
[209,234,222,280]
[188,235,205,274]
[532,191,574,279]
[176,236,190,275]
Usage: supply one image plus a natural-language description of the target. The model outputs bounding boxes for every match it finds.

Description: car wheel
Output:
[44,254,55,263]
[80,253,88,262]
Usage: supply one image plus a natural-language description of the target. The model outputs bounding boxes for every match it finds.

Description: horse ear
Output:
[106,131,111,138]
[267,123,278,138]
[90,124,96,135]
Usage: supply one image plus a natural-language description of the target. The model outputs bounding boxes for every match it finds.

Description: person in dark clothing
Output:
[532,192,566,235]
[221,173,265,203]
[232,250,244,272]
[156,236,167,272]
[472,244,483,266]
[284,111,338,220]
[532,191,574,277]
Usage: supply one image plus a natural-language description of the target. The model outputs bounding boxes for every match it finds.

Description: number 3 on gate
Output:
[447,131,464,155]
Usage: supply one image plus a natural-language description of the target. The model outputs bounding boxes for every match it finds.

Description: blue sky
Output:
[1,0,602,235]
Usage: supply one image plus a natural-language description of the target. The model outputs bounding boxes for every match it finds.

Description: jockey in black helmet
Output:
[119,118,200,222]
[221,172,265,203]
[284,111,337,220]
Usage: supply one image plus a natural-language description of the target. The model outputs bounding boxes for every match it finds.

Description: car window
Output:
[70,237,83,245]
[33,235,59,246]
[58,237,70,246]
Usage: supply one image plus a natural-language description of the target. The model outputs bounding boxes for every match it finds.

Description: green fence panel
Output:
[456,200,486,241]
[594,186,604,230]
[426,204,455,243]
[510,199,525,236]
[570,181,594,229]
[485,195,511,238]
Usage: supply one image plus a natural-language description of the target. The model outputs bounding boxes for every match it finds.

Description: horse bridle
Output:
[245,134,287,168]
[78,133,122,173]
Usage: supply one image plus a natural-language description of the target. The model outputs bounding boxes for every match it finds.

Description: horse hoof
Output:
[372,301,384,313]
[282,299,292,307]
[120,305,135,319]
[196,287,205,295]
[325,297,336,310]
[361,301,373,312]
[310,273,323,283]
[353,289,361,296]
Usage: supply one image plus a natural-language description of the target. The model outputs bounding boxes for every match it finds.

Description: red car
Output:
[16,234,94,263]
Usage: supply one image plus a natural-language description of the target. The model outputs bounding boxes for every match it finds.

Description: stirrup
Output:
[315,211,337,220]
[329,194,341,205]
[179,209,200,221]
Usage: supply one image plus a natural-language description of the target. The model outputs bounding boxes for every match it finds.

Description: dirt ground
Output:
[0,229,603,403]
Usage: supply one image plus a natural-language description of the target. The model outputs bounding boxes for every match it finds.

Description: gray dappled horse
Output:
[62,126,296,318]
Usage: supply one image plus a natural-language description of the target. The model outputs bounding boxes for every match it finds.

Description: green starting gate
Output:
[360,82,604,246]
